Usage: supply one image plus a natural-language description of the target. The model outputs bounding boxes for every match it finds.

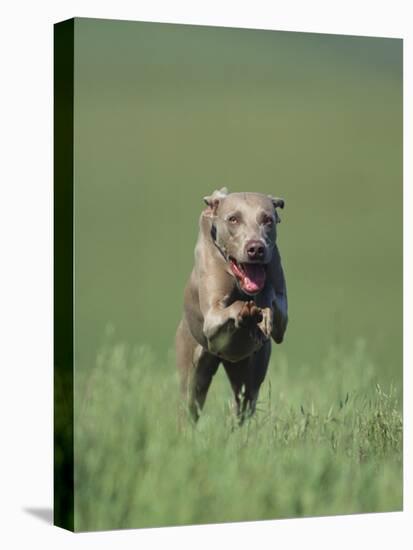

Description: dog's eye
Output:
[228,215,239,224]
[262,215,273,226]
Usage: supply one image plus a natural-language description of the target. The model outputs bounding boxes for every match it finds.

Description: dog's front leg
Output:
[255,286,287,344]
[266,250,288,344]
[271,291,288,344]
[203,301,265,361]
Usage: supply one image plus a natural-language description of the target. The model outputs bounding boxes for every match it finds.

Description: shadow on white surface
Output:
[24,508,53,525]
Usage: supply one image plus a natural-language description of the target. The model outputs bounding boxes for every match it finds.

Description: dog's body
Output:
[176,188,288,422]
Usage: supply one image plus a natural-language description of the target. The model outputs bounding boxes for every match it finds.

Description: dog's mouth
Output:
[229,258,266,295]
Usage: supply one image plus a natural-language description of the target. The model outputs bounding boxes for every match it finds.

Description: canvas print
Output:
[54,17,403,532]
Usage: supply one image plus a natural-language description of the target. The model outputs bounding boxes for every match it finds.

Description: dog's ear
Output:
[203,187,229,216]
[268,196,285,223]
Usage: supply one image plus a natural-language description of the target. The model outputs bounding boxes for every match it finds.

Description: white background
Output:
[0,0,411,548]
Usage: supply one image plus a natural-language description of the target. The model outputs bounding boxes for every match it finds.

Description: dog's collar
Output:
[210,224,228,262]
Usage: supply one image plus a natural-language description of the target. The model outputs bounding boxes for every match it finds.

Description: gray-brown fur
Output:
[176,188,288,423]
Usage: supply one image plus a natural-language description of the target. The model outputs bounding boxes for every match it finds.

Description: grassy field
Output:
[74,336,402,532]
[69,19,403,531]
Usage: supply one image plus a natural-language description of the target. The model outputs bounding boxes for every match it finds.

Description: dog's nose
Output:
[246,240,265,260]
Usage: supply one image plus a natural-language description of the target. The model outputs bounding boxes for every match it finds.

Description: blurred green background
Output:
[71,18,402,530]
[74,18,402,380]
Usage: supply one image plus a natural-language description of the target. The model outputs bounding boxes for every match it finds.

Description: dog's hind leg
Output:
[188,346,220,421]
[223,339,271,424]
[176,318,220,422]
[176,318,195,400]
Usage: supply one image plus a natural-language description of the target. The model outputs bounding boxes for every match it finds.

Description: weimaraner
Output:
[176,188,288,423]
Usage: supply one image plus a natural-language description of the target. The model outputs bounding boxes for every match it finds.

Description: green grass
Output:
[74,337,402,532]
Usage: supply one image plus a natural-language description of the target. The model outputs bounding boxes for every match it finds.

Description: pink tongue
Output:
[242,264,266,293]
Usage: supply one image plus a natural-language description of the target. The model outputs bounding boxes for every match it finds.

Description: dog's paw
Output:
[236,301,263,328]
[258,307,273,339]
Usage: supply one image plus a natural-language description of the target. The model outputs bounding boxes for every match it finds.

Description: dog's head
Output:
[203,188,285,295]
